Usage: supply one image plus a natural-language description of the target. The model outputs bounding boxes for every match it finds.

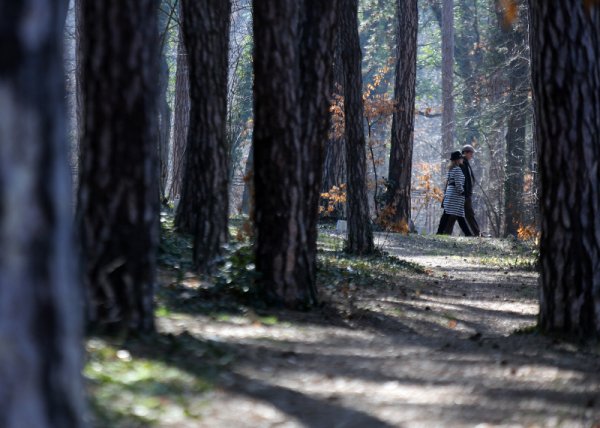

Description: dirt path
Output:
[158,233,600,428]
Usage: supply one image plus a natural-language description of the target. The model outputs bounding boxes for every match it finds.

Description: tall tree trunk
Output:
[253,0,306,305]
[455,0,483,146]
[0,2,85,426]
[252,0,338,306]
[157,2,173,203]
[503,2,529,237]
[300,0,339,295]
[175,0,231,273]
[340,0,375,254]
[77,0,160,333]
[321,24,347,216]
[168,32,190,201]
[530,0,600,339]
[385,0,418,226]
[441,0,455,162]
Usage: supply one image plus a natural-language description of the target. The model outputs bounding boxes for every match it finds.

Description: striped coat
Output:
[442,166,466,217]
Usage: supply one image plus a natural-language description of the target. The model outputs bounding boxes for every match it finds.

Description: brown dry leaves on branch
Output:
[320,184,347,216]
[415,162,444,205]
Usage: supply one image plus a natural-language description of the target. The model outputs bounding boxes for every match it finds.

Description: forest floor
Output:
[86,218,600,428]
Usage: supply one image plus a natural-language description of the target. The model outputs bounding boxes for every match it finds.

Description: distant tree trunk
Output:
[157,2,173,203]
[78,0,160,333]
[530,0,600,339]
[321,27,347,217]
[385,0,418,226]
[175,0,231,273]
[454,0,483,146]
[252,0,338,306]
[0,2,85,427]
[168,32,190,201]
[441,0,455,162]
[340,0,374,254]
[503,3,529,237]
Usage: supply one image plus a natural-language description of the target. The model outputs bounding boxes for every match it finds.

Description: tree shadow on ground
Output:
[115,332,396,428]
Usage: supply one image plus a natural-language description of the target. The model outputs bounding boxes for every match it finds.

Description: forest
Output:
[0,0,599,427]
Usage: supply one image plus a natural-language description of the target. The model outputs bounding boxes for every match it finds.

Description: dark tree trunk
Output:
[300,0,340,294]
[503,3,529,237]
[529,0,600,339]
[0,2,85,426]
[253,0,306,305]
[340,0,374,254]
[77,0,160,333]
[168,33,190,201]
[441,0,455,161]
[321,30,347,219]
[175,0,231,273]
[385,0,418,226]
[252,0,338,306]
[157,3,173,203]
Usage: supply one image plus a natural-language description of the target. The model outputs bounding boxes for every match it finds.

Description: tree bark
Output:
[0,2,85,426]
[503,2,529,237]
[158,2,173,203]
[175,0,231,273]
[168,32,190,201]
[77,0,160,333]
[300,0,340,294]
[385,0,418,226]
[441,0,455,161]
[455,0,483,146]
[529,0,600,339]
[321,24,347,210]
[252,0,338,306]
[340,0,375,254]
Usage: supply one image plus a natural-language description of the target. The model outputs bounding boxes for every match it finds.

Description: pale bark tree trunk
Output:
[175,0,231,273]
[158,2,173,203]
[169,33,190,201]
[385,0,418,226]
[77,0,160,333]
[0,2,85,426]
[441,0,455,163]
[504,2,529,237]
[340,0,375,254]
[455,0,483,146]
[252,0,338,306]
[529,0,600,339]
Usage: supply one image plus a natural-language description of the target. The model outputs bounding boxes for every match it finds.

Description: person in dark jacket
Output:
[436,151,472,236]
[460,144,481,236]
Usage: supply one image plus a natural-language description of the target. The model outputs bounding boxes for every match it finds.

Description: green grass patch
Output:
[85,333,226,427]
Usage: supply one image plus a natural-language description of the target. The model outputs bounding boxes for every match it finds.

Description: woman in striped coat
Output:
[437,151,473,236]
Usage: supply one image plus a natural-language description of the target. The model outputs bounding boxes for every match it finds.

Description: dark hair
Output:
[450,150,462,160]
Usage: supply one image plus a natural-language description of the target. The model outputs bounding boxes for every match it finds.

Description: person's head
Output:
[462,144,476,161]
[449,150,463,169]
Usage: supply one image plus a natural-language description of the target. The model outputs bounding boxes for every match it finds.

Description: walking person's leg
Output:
[464,196,480,236]
[437,212,450,234]
[457,216,473,236]
[444,215,457,234]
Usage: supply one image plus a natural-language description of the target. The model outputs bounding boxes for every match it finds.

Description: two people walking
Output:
[437,145,481,237]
